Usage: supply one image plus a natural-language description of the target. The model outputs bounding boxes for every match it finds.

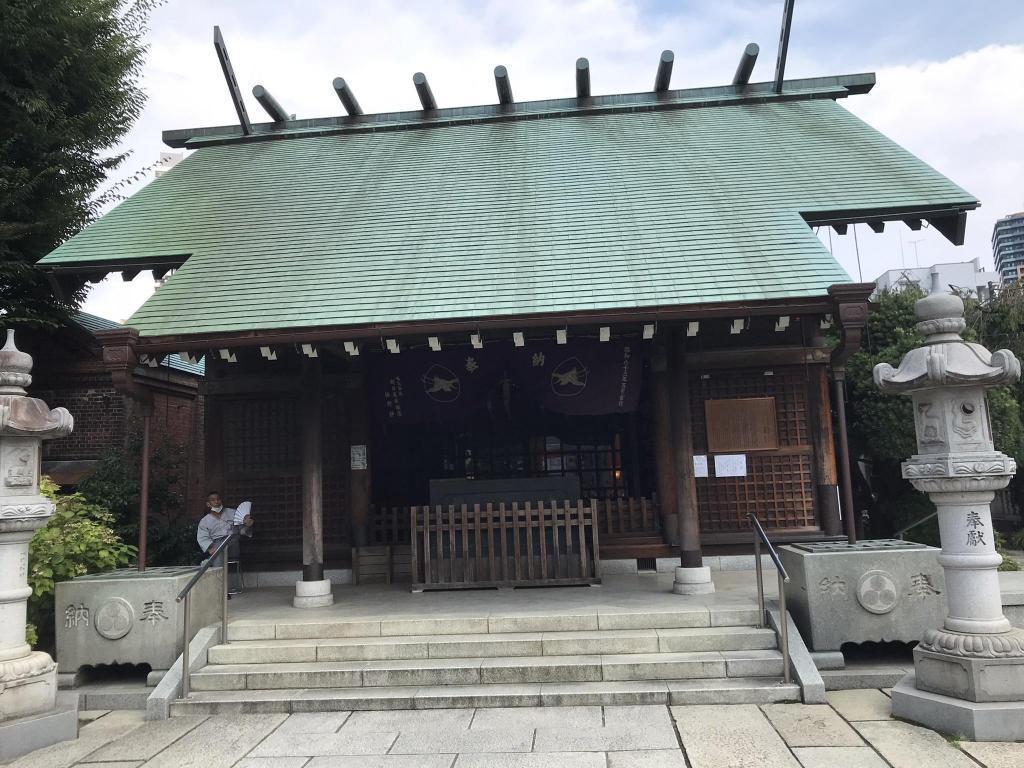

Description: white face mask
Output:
[211,505,223,513]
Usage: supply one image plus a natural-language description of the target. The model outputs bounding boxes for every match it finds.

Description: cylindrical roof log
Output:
[413,72,436,110]
[332,77,363,116]
[654,49,674,92]
[732,43,759,86]
[494,65,513,105]
[252,84,290,122]
[575,57,591,98]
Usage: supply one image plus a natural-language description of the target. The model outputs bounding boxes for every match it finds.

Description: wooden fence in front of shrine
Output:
[408,500,601,590]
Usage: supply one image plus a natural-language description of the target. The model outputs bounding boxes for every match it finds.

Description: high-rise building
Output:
[154,151,182,178]
[992,211,1024,284]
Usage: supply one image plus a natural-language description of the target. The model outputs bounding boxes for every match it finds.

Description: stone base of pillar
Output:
[912,629,1024,702]
[293,578,334,608]
[0,651,57,722]
[891,673,1024,741]
[672,566,715,595]
[0,692,78,763]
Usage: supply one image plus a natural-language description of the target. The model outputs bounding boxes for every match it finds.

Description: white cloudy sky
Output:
[83,0,1024,321]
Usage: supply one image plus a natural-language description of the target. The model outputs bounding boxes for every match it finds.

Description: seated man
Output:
[197,490,254,561]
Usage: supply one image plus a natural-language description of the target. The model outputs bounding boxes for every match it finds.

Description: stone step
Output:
[191,650,784,691]
[171,677,799,715]
[208,626,776,665]
[225,605,762,641]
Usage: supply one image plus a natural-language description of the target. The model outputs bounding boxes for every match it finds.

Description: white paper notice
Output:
[350,444,368,471]
[714,454,747,477]
[693,455,709,478]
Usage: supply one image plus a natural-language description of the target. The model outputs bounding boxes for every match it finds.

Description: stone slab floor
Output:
[5,691,1022,768]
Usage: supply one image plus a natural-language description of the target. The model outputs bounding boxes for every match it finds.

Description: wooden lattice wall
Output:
[220,393,350,563]
[691,367,817,533]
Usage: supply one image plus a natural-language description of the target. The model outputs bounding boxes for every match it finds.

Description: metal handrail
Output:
[175,532,237,699]
[748,513,791,686]
[895,511,938,540]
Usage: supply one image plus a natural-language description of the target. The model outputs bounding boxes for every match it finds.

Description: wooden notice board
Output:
[704,397,779,453]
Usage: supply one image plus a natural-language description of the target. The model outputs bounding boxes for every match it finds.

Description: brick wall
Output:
[131,386,207,519]
[37,372,126,461]
[27,329,206,518]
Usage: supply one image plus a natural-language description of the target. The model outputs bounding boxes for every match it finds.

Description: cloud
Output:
[81,3,1020,319]
[820,44,1024,283]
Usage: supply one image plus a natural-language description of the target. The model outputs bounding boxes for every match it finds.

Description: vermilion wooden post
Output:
[137,411,151,572]
[808,365,842,535]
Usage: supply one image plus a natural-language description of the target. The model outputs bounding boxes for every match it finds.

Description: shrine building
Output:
[37,41,978,591]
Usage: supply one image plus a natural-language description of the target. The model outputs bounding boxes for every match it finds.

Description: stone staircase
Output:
[171,604,800,714]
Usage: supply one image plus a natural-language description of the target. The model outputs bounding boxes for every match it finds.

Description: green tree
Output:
[0,0,159,329]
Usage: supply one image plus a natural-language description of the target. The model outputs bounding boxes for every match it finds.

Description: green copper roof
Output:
[41,93,977,340]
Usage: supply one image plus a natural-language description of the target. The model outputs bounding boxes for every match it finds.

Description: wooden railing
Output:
[410,500,601,590]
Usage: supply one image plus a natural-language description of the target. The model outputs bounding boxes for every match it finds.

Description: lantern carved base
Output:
[914,639,1024,703]
[0,652,57,721]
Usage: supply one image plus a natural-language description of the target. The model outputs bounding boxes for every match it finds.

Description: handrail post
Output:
[753,527,765,628]
[221,543,230,645]
[779,569,791,684]
[180,592,191,699]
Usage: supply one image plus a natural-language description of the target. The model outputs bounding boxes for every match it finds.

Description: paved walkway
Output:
[7,690,1023,767]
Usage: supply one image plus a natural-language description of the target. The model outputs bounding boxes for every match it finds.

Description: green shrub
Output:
[28,477,135,647]
[997,532,1021,572]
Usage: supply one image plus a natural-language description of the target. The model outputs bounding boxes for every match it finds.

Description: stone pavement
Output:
[5,691,1023,767]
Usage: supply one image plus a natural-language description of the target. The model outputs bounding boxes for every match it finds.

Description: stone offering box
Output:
[780,539,946,652]
[56,566,220,681]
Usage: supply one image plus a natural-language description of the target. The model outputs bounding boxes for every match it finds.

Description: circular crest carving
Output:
[857,570,898,614]
[95,597,134,640]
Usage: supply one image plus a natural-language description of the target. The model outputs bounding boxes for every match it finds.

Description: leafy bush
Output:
[997,532,1022,572]
[28,477,135,647]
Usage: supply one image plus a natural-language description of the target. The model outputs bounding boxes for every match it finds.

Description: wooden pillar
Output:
[833,372,858,544]
[652,348,679,545]
[137,411,151,571]
[349,370,371,547]
[827,282,873,544]
[670,331,702,568]
[301,360,325,581]
[807,365,841,536]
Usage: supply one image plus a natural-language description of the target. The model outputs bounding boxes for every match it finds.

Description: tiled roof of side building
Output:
[42,86,977,340]
[72,311,205,376]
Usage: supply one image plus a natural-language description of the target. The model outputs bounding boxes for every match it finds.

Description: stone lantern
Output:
[0,330,77,758]
[874,293,1024,740]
